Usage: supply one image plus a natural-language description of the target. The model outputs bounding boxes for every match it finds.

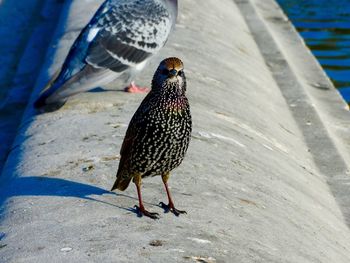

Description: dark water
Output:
[276,0,350,103]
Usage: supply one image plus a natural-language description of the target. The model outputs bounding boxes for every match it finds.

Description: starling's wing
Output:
[85,0,174,73]
[112,116,139,191]
[119,92,153,157]
[112,93,154,191]
[120,123,137,157]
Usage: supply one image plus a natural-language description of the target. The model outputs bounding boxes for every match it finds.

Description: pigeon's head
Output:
[152,57,186,94]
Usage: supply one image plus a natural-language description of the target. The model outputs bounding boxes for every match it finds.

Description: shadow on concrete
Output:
[0,176,110,200]
[0,176,138,216]
[0,0,66,172]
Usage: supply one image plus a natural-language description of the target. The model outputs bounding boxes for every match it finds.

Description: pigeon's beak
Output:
[169,69,178,77]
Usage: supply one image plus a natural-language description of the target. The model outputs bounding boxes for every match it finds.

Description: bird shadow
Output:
[0,176,140,218]
[88,87,125,93]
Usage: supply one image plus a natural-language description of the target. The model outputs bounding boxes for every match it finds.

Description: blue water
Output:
[276,0,350,103]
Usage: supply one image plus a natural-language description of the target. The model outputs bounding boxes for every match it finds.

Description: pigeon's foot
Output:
[125,82,150,93]
[159,202,187,216]
[134,205,160,219]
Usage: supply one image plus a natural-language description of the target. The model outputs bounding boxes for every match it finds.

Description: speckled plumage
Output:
[112,57,191,218]
[34,0,178,108]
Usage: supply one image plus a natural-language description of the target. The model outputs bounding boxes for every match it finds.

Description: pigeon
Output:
[34,0,178,108]
[111,57,192,219]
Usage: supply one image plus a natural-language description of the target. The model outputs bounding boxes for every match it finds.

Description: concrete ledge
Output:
[236,0,350,227]
[1,0,350,262]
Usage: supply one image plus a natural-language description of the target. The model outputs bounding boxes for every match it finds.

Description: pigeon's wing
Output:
[34,0,116,108]
[55,0,115,83]
[85,0,174,73]
[34,0,177,108]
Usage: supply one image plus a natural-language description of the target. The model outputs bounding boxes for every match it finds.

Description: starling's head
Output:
[152,57,186,94]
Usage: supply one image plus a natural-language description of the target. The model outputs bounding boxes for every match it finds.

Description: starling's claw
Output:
[134,205,160,219]
[159,202,187,216]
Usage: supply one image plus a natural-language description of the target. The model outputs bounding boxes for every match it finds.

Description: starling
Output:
[111,57,192,219]
[34,0,178,108]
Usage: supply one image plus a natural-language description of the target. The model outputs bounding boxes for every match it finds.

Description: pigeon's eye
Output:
[161,69,169,75]
[178,70,183,77]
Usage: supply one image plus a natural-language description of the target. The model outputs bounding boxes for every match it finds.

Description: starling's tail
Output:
[111,176,132,191]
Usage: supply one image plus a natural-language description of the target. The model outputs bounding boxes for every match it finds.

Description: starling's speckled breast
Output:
[131,90,191,178]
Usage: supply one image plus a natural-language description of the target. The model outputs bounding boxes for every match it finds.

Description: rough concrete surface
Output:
[1,0,350,262]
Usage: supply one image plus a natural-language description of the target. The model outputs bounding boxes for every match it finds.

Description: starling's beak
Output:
[169,69,178,78]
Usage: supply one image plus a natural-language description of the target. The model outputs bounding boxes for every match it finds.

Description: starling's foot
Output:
[134,205,160,219]
[159,202,187,216]
[124,83,150,93]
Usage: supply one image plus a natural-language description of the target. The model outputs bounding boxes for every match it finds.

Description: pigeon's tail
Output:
[34,65,119,109]
[33,70,62,108]
[33,92,54,109]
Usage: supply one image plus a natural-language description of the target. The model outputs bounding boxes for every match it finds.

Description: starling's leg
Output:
[124,81,150,93]
[160,172,187,216]
[133,174,159,219]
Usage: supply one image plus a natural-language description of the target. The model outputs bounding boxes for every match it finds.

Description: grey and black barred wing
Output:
[33,0,114,108]
[48,0,114,84]
[85,0,174,73]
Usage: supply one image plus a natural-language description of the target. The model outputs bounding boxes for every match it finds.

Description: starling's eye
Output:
[178,70,183,77]
[161,69,169,75]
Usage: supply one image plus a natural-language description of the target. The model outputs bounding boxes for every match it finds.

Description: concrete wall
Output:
[1,0,350,262]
